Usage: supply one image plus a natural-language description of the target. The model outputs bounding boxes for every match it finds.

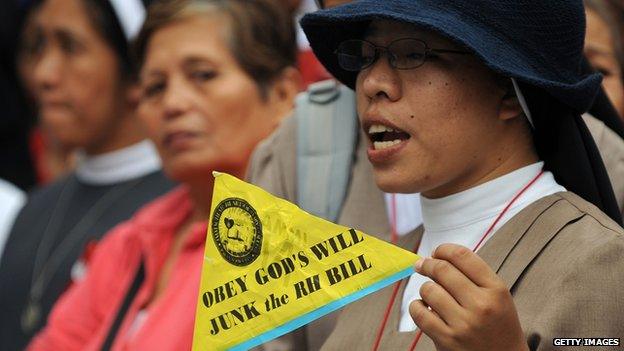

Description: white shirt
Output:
[398,162,566,331]
[0,179,26,266]
[384,193,422,236]
[74,140,161,186]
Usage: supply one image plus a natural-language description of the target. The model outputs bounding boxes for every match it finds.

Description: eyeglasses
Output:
[334,38,470,71]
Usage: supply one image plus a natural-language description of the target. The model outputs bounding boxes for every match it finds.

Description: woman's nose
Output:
[162,78,193,120]
[359,54,402,102]
[358,53,401,101]
[32,47,62,93]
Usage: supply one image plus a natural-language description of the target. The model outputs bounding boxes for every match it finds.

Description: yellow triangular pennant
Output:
[192,173,419,350]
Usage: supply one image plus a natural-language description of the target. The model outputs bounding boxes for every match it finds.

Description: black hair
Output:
[82,0,140,81]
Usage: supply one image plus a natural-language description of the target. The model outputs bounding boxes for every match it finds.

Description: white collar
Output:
[421,162,563,233]
[75,140,162,186]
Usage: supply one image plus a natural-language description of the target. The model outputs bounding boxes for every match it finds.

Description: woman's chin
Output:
[163,162,212,184]
[373,173,426,194]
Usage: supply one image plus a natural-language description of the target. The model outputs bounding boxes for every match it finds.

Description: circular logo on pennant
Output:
[211,198,262,266]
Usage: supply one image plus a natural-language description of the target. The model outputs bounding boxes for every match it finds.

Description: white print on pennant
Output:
[552,338,620,347]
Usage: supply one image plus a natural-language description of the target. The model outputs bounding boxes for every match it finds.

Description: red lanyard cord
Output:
[408,330,424,351]
[372,280,403,351]
[372,169,545,351]
[472,169,545,252]
[371,194,403,350]
[371,194,401,351]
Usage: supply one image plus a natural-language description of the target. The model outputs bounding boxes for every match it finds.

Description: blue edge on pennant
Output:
[229,266,414,351]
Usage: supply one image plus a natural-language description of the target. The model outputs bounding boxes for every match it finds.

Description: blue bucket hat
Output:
[301,0,623,224]
[300,0,601,113]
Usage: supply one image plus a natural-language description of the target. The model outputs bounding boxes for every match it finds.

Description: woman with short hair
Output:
[300,0,624,349]
[27,0,300,350]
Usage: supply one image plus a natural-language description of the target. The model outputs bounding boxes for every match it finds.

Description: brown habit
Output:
[321,192,624,350]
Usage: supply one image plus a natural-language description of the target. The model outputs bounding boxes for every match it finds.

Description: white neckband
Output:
[107,0,146,40]
[75,140,162,185]
[511,77,535,128]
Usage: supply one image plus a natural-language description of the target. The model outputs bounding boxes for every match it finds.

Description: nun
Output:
[300,0,624,350]
[0,0,173,349]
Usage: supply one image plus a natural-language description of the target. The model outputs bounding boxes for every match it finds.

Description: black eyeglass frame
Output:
[334,38,471,72]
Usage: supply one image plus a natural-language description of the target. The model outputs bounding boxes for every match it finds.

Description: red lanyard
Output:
[372,169,545,351]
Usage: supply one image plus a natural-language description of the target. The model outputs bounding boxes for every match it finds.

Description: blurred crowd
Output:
[0,0,623,350]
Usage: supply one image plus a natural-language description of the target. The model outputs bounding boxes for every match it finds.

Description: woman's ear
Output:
[268,67,302,124]
[499,85,524,121]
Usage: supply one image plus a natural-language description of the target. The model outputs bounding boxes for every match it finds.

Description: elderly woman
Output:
[27,0,299,350]
[299,0,624,350]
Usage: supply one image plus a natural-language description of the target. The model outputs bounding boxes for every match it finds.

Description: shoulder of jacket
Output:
[548,191,624,238]
[257,115,297,156]
[247,115,296,183]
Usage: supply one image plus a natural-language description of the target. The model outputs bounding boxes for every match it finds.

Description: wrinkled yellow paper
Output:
[192,173,419,351]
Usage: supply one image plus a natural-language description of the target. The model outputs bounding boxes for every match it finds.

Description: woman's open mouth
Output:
[366,123,411,162]
[368,124,411,149]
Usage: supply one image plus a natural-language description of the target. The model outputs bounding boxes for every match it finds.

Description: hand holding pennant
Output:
[192,172,419,350]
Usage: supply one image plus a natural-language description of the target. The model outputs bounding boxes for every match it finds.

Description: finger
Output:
[432,244,501,288]
[419,281,464,326]
[415,257,479,307]
[409,299,449,339]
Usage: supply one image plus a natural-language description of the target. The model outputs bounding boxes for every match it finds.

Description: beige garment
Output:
[246,116,391,351]
[583,114,624,215]
[321,192,624,350]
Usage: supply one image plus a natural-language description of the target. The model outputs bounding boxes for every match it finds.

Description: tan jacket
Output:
[321,192,624,350]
